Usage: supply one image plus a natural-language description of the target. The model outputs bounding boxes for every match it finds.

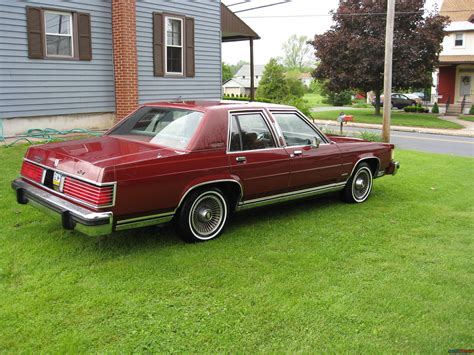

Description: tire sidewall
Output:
[350,166,373,203]
[179,188,228,242]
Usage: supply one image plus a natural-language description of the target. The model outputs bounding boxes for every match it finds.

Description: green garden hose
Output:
[0,119,102,148]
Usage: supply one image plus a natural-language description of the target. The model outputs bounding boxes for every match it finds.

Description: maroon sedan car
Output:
[12,101,399,242]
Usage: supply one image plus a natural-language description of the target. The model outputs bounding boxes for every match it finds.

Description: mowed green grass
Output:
[311,109,464,129]
[1,145,473,352]
[459,115,474,122]
[303,93,328,107]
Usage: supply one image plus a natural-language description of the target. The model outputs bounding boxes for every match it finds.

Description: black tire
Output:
[341,162,373,203]
[177,187,229,243]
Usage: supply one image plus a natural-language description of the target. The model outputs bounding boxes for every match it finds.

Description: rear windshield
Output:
[109,106,204,150]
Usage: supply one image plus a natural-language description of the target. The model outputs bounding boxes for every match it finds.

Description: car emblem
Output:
[54,159,60,168]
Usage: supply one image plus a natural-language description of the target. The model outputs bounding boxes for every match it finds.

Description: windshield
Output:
[109,106,204,150]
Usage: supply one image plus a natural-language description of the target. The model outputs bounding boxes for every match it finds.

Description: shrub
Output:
[404,105,426,113]
[358,130,383,142]
[323,90,352,106]
[432,102,439,114]
[280,96,312,116]
[469,105,474,115]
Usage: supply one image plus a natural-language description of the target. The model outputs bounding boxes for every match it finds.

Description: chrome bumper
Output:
[12,178,113,236]
[386,161,400,176]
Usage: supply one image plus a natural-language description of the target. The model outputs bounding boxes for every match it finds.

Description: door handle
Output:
[235,156,247,163]
[293,150,303,156]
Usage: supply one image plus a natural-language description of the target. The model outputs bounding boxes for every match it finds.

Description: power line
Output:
[234,1,292,13]
[241,9,474,18]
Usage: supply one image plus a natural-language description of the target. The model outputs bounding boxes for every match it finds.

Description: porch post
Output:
[250,37,255,101]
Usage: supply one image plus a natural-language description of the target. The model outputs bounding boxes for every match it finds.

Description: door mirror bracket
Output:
[311,137,321,149]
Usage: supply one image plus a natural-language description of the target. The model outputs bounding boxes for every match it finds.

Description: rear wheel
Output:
[177,188,228,243]
[342,163,373,203]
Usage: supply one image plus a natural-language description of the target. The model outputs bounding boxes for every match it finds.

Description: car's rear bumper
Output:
[11,178,113,236]
[386,160,400,175]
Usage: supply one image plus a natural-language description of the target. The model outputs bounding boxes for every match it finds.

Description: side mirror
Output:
[311,137,321,149]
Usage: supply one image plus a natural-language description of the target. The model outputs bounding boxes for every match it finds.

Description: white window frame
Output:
[44,10,74,58]
[454,33,464,48]
[164,16,184,75]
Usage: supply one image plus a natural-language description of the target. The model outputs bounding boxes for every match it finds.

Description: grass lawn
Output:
[1,145,473,352]
[311,109,464,129]
[303,93,328,107]
[459,115,474,122]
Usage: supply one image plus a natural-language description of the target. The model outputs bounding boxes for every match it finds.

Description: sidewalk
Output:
[311,106,474,137]
[311,116,474,138]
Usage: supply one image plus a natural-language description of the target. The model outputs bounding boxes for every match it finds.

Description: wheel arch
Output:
[350,156,380,178]
[177,179,243,213]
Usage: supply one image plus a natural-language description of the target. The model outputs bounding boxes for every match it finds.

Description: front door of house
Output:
[460,75,472,98]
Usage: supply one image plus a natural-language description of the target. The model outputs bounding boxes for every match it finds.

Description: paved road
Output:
[317,124,474,157]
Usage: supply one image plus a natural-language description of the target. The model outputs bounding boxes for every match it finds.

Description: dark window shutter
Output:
[26,7,44,59]
[153,12,164,76]
[78,12,92,61]
[185,17,195,77]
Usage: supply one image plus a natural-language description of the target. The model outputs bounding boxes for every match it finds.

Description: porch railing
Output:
[461,95,467,114]
[445,95,451,116]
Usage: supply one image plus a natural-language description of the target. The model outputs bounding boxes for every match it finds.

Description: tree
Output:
[256,58,289,101]
[222,62,233,83]
[286,71,306,98]
[310,0,448,114]
[282,34,314,71]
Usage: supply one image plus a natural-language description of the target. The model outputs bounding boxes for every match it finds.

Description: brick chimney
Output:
[112,0,138,121]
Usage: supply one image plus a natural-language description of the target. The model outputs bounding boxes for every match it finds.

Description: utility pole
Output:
[382,0,396,143]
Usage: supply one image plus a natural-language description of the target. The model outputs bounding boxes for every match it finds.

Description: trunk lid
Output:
[25,136,179,182]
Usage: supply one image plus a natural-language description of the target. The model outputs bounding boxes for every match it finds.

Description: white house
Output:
[223,64,264,96]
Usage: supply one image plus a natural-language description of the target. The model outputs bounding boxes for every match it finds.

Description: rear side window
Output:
[229,113,276,152]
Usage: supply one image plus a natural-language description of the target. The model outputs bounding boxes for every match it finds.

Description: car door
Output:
[270,110,343,191]
[227,110,290,201]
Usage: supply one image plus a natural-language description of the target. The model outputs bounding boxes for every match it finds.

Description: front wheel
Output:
[177,188,228,243]
[342,163,373,203]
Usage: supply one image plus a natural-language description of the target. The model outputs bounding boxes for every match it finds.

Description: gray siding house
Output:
[0,1,257,136]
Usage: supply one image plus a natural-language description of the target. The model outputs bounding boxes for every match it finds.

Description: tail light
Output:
[21,161,44,183]
[63,176,114,208]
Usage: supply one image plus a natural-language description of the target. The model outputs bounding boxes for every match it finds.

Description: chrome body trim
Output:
[115,212,174,231]
[12,178,113,236]
[22,158,117,208]
[348,156,381,179]
[237,182,346,211]
[176,179,244,211]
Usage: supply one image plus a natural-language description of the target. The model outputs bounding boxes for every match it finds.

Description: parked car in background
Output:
[404,93,423,104]
[411,92,426,101]
[12,101,399,243]
[373,93,417,109]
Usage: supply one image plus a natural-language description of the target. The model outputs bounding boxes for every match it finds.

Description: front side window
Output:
[272,112,323,147]
[455,33,464,47]
[166,17,183,74]
[109,107,204,150]
[44,11,73,57]
[229,113,276,151]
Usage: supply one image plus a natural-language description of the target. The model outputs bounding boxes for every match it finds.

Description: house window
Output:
[165,17,183,74]
[26,7,92,60]
[455,33,464,47]
[44,11,73,57]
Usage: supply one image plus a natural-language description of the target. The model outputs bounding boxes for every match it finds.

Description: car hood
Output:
[25,136,181,182]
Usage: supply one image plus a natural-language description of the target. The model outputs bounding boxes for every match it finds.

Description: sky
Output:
[222,0,443,66]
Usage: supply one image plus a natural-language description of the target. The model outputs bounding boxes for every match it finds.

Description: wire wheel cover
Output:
[190,193,225,237]
[352,168,371,201]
